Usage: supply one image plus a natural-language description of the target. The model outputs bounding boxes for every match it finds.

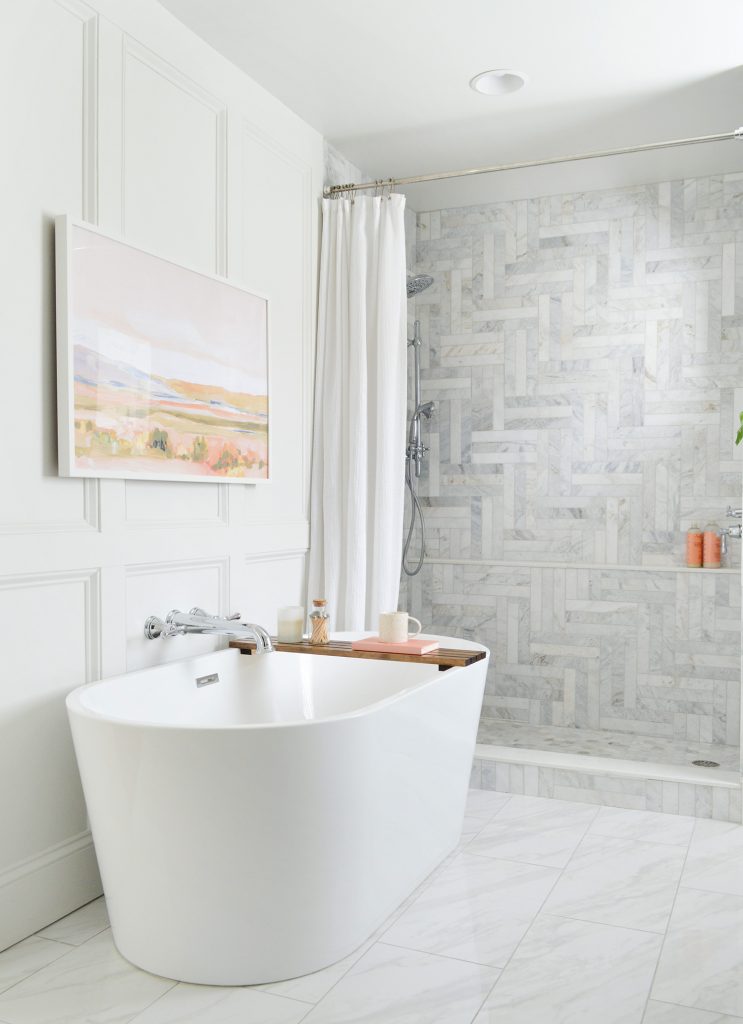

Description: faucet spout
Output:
[145,609,274,653]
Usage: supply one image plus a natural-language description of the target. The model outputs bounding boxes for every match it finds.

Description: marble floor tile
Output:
[652,887,743,1017]
[129,982,310,1023]
[461,790,512,836]
[467,795,598,868]
[589,806,696,847]
[643,1000,743,1023]
[382,852,560,967]
[256,939,372,1005]
[474,915,662,1024]
[464,789,512,820]
[543,833,685,932]
[37,898,109,947]
[460,814,490,839]
[0,938,70,996]
[0,929,174,1024]
[681,820,743,896]
[300,943,498,1024]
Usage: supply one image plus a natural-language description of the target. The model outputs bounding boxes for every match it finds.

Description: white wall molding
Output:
[0,0,102,539]
[0,568,102,683]
[55,0,100,222]
[1,0,323,949]
[0,830,101,952]
[241,118,315,518]
[244,547,308,565]
[120,33,228,274]
[126,554,229,610]
[0,479,100,535]
[123,481,230,529]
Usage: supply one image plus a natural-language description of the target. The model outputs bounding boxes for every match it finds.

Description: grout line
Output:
[462,806,597,1015]
[38,925,110,949]
[644,994,743,1020]
[676,882,743,898]
[123,980,180,1023]
[539,910,671,938]
[637,809,695,1021]
[583,830,694,849]
[0,943,79,999]
[463,849,581,871]
[380,938,503,971]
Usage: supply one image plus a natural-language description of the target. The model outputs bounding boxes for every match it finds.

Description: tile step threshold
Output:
[474,742,741,789]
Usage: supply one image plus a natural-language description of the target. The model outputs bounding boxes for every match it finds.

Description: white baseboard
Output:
[0,831,102,951]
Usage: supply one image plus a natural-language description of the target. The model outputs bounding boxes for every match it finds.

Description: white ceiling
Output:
[159,0,743,209]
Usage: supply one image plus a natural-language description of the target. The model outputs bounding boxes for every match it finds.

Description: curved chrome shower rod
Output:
[323,127,743,197]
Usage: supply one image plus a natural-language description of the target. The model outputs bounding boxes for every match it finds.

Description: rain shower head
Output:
[407,273,434,298]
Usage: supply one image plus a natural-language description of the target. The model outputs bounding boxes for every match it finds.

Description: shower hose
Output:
[402,456,426,576]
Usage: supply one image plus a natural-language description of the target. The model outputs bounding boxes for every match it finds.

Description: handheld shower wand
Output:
[403,300,435,575]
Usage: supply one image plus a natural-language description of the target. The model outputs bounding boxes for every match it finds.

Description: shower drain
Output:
[691,759,720,768]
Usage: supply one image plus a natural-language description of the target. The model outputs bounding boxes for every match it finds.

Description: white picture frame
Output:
[55,216,270,484]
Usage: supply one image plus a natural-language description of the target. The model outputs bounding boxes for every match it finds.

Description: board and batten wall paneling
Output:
[0,0,323,949]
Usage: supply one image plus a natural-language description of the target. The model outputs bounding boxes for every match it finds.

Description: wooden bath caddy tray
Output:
[229,638,486,671]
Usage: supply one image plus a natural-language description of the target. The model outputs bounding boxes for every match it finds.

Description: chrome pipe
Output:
[323,128,743,197]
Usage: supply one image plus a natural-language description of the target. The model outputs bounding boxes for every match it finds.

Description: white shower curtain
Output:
[307,194,408,631]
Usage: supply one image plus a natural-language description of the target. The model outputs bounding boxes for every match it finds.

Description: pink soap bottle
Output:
[686,525,702,568]
[703,523,721,569]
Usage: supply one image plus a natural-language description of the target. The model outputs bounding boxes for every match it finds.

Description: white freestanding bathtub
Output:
[66,635,488,985]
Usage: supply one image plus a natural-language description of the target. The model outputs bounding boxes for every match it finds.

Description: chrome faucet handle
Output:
[726,506,742,518]
[720,524,742,558]
[187,607,241,621]
[144,615,164,639]
[145,615,184,639]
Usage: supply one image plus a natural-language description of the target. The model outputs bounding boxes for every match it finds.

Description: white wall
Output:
[0,0,324,949]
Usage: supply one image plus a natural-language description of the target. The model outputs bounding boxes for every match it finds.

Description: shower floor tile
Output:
[4,793,743,1023]
[476,719,740,771]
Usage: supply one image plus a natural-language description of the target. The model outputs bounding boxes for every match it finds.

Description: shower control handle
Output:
[726,506,742,518]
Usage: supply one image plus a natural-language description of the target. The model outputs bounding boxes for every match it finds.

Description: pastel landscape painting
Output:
[66,224,268,481]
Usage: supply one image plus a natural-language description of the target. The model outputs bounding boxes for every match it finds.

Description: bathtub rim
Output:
[66,634,490,733]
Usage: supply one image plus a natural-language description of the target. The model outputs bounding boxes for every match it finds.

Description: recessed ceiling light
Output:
[469,69,528,96]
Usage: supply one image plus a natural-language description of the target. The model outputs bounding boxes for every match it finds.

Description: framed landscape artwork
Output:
[55,216,269,483]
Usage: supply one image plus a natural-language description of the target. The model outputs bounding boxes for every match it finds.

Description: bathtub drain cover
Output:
[691,759,720,768]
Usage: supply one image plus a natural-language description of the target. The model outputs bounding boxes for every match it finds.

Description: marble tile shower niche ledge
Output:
[424,557,740,575]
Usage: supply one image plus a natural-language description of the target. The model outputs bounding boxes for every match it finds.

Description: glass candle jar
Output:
[277,606,305,643]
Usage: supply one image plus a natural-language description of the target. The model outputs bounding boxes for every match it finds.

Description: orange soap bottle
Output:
[686,525,702,568]
[703,523,721,569]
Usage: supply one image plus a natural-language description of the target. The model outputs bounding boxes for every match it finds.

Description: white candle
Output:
[277,606,305,643]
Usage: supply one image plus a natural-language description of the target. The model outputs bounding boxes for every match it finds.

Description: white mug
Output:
[379,611,422,644]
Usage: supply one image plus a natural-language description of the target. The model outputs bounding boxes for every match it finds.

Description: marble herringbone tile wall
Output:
[405,174,743,756]
[408,563,740,748]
